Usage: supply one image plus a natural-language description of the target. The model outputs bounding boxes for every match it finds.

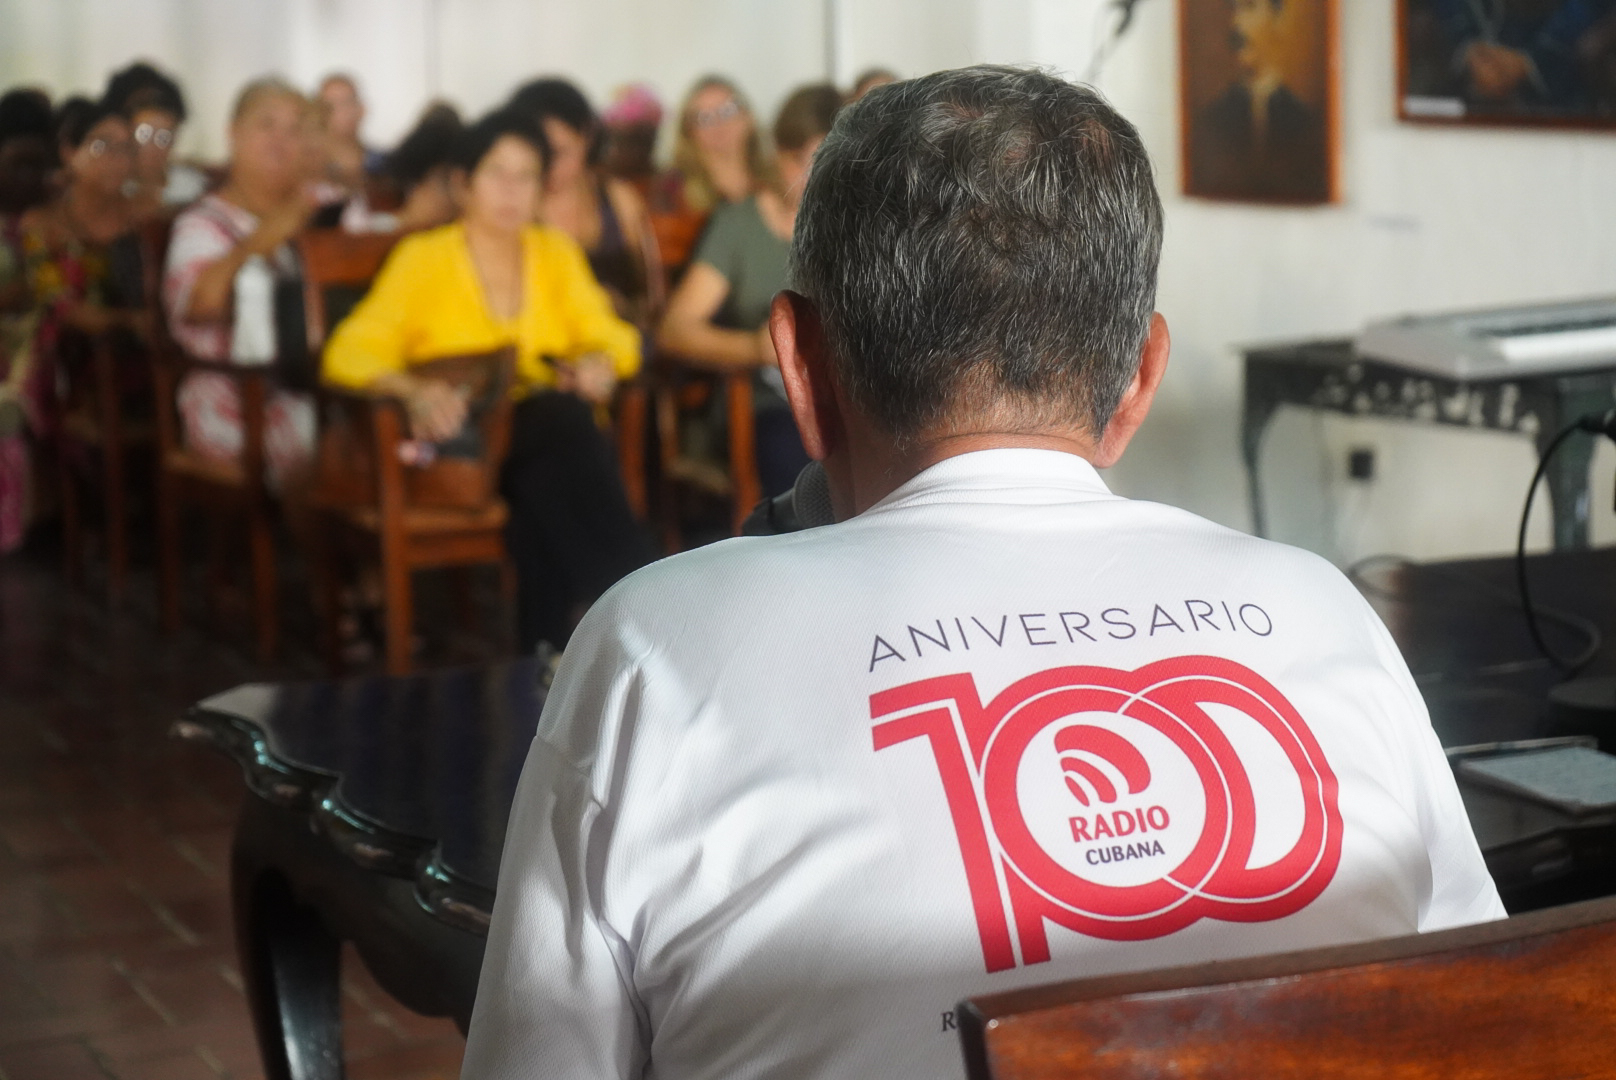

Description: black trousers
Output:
[500,391,656,652]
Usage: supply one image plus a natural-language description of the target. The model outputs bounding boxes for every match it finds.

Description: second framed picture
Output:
[1179,0,1339,204]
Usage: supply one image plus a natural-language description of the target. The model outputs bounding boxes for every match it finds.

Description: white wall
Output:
[0,0,829,158]
[5,0,1614,563]
[1063,0,1616,562]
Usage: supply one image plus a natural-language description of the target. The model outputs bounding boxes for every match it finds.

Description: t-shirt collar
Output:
[863,448,1115,516]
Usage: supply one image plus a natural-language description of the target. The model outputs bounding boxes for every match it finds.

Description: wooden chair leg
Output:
[248,508,278,662]
[381,549,412,677]
[103,441,128,608]
[450,566,477,635]
[59,448,82,587]
[157,477,181,632]
[310,519,345,675]
[206,518,230,626]
[498,559,518,653]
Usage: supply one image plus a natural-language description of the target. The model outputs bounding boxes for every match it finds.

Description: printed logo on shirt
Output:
[871,656,1341,973]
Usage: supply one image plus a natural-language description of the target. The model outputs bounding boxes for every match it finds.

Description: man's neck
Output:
[833,424,1098,519]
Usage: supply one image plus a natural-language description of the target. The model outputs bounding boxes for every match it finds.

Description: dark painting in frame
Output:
[1399,0,1616,129]
[1180,0,1339,204]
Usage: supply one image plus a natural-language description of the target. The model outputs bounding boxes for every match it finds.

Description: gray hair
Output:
[789,65,1163,442]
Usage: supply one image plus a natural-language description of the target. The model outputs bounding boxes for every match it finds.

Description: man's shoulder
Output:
[596,500,1356,629]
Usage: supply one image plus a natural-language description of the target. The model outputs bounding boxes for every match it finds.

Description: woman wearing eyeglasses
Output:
[648,77,768,272]
[0,97,142,551]
[103,62,207,215]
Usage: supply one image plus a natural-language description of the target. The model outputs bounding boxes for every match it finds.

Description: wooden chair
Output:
[647,209,706,281]
[54,221,169,605]
[54,325,152,606]
[959,895,1616,1080]
[309,347,516,675]
[296,229,399,353]
[151,338,283,661]
[653,359,760,550]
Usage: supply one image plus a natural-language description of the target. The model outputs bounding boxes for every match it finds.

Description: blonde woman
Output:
[649,76,768,269]
[656,83,841,498]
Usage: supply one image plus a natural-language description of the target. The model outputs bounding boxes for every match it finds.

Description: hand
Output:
[754,324,778,368]
[1467,42,1533,101]
[404,378,468,442]
[244,192,319,258]
[566,352,619,405]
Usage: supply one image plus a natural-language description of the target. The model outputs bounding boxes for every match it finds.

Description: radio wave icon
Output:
[1055,725,1151,807]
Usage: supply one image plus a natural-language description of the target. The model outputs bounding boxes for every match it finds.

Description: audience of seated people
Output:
[508,78,663,326]
[0,58,895,650]
[320,108,653,652]
[657,82,842,498]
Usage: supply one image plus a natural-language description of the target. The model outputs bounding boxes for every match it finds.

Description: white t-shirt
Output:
[462,448,1504,1080]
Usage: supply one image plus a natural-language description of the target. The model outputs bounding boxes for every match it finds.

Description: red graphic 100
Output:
[871,656,1341,973]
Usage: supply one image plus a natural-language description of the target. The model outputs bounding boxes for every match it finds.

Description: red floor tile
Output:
[0,1038,116,1080]
[1,551,467,1079]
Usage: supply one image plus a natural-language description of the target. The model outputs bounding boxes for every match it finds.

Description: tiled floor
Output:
[0,547,467,1080]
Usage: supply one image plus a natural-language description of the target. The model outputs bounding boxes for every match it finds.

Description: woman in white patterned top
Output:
[162,77,318,489]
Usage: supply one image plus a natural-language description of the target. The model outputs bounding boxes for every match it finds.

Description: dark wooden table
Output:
[172,658,549,1080]
[1242,338,1616,549]
[174,548,1616,1080]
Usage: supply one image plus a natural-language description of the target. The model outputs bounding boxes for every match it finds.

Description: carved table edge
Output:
[170,704,496,934]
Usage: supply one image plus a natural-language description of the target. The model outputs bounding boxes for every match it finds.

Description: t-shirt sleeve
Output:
[1357,594,1507,931]
[320,237,422,388]
[690,202,743,284]
[460,617,651,1080]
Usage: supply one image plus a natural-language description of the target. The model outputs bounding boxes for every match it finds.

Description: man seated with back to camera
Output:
[461,66,1503,1080]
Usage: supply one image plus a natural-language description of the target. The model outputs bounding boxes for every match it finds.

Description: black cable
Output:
[1515,411,1616,673]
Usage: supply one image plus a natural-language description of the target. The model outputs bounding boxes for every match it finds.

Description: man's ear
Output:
[1092,312,1170,469]
[771,290,842,461]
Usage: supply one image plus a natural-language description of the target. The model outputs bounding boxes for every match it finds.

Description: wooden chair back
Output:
[960,895,1616,1080]
[296,229,398,353]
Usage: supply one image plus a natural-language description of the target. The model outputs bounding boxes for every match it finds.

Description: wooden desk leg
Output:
[1240,382,1279,539]
[1538,381,1609,552]
[233,804,344,1080]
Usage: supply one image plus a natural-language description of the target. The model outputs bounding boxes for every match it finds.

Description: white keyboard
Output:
[1357,298,1616,379]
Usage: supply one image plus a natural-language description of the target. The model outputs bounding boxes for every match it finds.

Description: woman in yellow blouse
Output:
[324,108,654,652]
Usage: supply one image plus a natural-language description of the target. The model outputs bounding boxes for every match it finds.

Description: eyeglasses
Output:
[134,122,175,149]
[86,138,134,158]
[691,100,742,129]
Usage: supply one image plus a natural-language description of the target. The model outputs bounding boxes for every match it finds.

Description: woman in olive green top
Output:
[657,83,842,498]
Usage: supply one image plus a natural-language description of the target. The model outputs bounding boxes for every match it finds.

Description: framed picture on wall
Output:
[1179,0,1339,204]
[1399,0,1616,128]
